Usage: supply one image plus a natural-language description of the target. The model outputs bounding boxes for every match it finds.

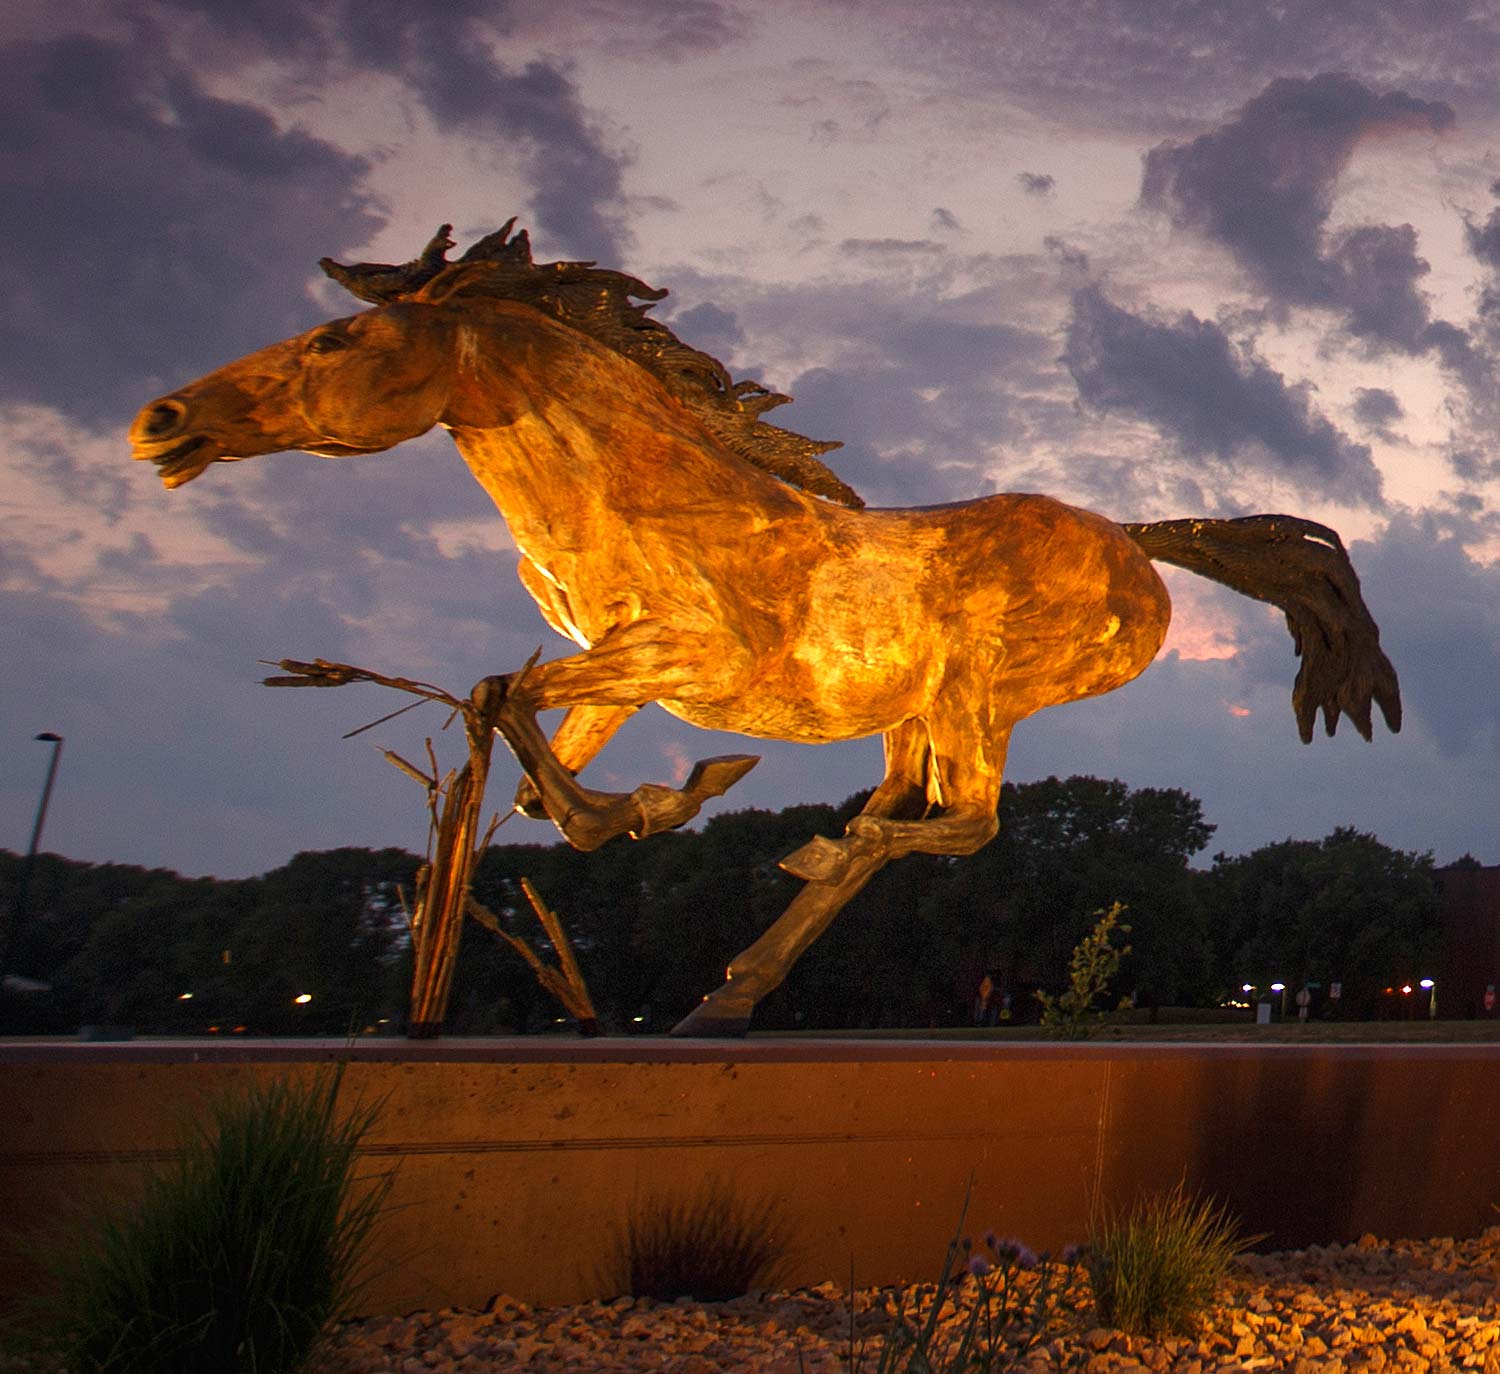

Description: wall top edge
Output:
[5,1035,1498,1066]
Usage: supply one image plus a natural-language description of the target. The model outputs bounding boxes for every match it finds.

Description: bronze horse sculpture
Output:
[129,222,1400,1035]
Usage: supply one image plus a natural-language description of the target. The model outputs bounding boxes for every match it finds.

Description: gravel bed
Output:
[330,1228,1500,1373]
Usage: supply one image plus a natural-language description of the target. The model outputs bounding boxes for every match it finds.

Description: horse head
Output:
[128,278,489,489]
[131,219,863,506]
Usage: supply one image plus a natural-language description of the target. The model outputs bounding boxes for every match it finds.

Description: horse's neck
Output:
[440,305,814,638]
[446,396,793,578]
[445,310,786,530]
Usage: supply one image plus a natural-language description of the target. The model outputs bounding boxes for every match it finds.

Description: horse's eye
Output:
[307,332,346,355]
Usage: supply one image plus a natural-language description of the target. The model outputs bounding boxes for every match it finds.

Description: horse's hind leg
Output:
[781,716,1005,882]
[671,720,986,1038]
[670,839,893,1036]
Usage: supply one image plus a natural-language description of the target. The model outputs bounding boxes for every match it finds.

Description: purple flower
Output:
[1061,1244,1085,1265]
[990,1237,1038,1268]
[967,1255,993,1278]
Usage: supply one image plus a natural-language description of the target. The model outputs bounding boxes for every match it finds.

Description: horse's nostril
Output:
[144,400,189,438]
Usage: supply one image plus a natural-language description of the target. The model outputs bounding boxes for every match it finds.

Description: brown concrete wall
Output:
[4,1038,1499,1315]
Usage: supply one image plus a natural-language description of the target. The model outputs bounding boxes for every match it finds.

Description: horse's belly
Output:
[659,568,941,743]
[659,677,913,744]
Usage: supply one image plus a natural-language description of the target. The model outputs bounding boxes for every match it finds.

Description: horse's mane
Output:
[320,221,864,509]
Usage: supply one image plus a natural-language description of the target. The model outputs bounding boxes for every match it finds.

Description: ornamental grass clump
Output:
[21,1065,394,1374]
[1086,1183,1254,1337]
[606,1181,794,1302]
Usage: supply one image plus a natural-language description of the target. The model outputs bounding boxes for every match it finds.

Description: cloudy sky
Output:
[6,0,1500,879]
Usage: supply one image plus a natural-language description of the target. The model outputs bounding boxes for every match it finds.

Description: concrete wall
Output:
[5,1038,1499,1315]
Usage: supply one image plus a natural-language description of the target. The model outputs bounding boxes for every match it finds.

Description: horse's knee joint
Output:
[513,775,548,820]
[562,810,612,852]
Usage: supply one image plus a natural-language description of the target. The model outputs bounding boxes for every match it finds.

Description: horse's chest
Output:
[517,554,639,648]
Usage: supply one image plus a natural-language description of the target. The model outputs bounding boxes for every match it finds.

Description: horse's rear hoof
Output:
[779,833,850,883]
[670,994,754,1038]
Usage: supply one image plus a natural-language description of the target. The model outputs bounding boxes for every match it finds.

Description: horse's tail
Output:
[1123,514,1401,744]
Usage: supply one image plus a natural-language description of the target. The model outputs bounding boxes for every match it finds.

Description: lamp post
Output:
[2,732,64,983]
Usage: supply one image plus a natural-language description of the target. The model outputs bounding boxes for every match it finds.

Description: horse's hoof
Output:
[684,754,760,800]
[779,833,850,883]
[669,998,753,1038]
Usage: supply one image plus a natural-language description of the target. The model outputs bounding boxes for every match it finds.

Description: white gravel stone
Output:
[313,1229,1500,1372]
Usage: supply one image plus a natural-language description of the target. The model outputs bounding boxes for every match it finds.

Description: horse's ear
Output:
[413,261,501,305]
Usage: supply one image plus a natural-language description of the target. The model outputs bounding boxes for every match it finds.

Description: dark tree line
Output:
[0,776,1442,1035]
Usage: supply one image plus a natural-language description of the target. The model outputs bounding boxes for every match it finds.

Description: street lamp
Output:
[1,732,64,983]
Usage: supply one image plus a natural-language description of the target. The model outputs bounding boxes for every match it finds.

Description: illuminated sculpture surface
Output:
[129,223,1400,1035]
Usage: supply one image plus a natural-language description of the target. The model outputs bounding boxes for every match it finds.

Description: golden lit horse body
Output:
[129,223,1400,1034]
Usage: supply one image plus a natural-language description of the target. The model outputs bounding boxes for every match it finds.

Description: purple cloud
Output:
[1142,74,1454,353]
[1063,286,1383,506]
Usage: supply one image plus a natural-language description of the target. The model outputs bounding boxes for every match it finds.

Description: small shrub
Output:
[1085,1183,1253,1337]
[606,1181,793,1302]
[20,1065,394,1373]
[1036,903,1132,1039]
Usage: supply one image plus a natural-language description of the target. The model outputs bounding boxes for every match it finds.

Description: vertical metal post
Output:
[2,733,64,982]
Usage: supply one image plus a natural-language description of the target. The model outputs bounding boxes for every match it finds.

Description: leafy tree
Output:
[229,848,418,1033]
[946,776,1216,1008]
[1200,827,1439,1014]
[428,775,1218,1031]
[0,774,1275,1035]
[0,846,419,1034]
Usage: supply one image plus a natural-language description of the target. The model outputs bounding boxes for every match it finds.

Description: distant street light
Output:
[1,732,64,984]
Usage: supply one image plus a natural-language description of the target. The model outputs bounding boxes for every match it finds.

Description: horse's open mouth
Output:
[146,437,217,489]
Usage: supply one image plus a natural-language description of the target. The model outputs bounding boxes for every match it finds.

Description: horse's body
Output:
[458,314,1169,751]
[129,225,1398,1034]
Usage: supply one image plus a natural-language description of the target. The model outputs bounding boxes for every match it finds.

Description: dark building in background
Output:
[1436,861,1500,1020]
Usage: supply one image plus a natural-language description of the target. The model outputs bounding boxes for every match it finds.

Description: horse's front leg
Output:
[512,704,637,820]
[493,624,759,851]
